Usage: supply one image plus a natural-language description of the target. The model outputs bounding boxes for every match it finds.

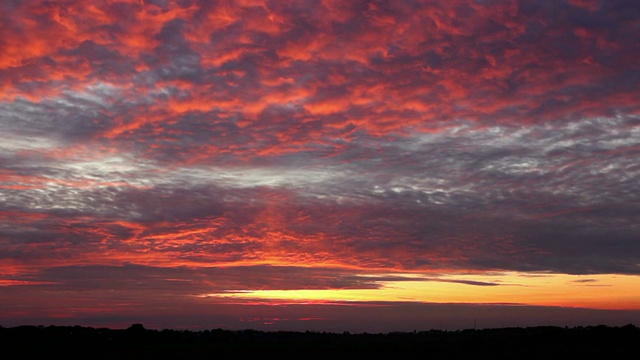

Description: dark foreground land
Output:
[1,324,638,359]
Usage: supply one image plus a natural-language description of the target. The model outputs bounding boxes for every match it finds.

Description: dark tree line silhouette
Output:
[1,323,638,359]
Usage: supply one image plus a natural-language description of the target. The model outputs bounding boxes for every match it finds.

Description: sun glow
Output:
[206,272,640,310]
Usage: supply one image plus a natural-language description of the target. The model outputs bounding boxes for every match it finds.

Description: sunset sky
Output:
[1,0,640,332]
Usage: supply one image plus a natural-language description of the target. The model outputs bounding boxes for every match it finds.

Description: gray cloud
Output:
[1,0,639,328]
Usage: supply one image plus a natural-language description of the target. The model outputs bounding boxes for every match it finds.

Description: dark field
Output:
[1,323,638,359]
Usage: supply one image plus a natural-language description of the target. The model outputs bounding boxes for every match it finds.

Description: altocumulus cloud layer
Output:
[1,0,640,327]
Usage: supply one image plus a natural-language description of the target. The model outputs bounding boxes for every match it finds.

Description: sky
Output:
[1,0,640,332]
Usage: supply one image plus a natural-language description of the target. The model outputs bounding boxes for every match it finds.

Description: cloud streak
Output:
[1,0,639,329]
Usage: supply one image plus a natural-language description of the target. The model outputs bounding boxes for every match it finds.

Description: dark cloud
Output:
[1,0,639,328]
[1,264,504,296]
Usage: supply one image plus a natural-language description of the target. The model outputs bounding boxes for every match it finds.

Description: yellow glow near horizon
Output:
[206,272,640,310]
